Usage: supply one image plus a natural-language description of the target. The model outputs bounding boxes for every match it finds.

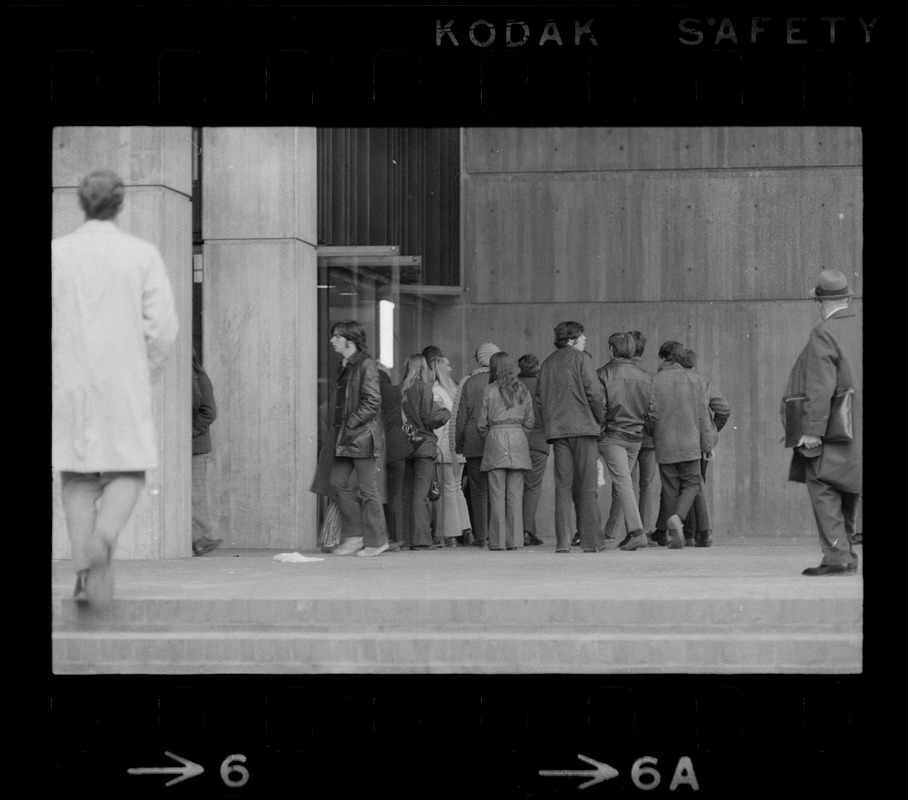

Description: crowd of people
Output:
[310,318,734,558]
[52,168,862,612]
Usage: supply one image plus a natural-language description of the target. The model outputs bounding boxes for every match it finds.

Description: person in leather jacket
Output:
[328,320,390,557]
[596,332,653,552]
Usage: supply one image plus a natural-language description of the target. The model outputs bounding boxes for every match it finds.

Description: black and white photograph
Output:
[31,3,881,797]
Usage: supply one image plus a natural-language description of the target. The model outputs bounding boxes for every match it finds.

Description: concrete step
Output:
[53,596,861,630]
[52,595,861,674]
[53,626,861,674]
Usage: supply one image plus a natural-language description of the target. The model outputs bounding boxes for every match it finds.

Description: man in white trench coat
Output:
[52,169,179,606]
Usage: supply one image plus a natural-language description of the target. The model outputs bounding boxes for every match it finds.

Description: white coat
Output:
[52,219,179,472]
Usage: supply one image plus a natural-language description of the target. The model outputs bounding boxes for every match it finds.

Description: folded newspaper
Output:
[273,552,325,563]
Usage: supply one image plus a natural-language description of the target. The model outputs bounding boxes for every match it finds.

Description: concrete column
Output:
[52,126,194,559]
[201,128,318,549]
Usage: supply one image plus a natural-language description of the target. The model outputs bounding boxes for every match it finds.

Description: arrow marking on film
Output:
[127,751,204,787]
[539,754,619,790]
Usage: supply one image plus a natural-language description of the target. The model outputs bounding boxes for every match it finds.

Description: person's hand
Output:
[797,434,823,449]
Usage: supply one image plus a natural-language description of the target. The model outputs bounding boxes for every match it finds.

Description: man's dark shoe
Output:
[524,531,544,546]
[193,536,223,556]
[802,563,857,577]
[571,532,581,547]
[651,530,668,547]
[444,537,459,548]
[848,532,863,546]
[684,535,695,547]
[695,531,712,548]
[471,537,488,547]
[461,529,474,547]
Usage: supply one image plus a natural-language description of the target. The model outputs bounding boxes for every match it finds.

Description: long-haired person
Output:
[429,355,473,547]
[477,352,535,550]
[327,320,390,557]
[400,354,450,549]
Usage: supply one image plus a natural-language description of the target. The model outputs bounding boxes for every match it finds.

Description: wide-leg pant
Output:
[805,459,859,566]
[329,456,388,547]
[402,456,435,547]
[192,453,214,541]
[438,461,471,539]
[552,436,600,551]
[599,440,643,545]
[522,448,549,537]
[384,459,406,543]
[464,456,489,543]
[486,468,525,550]
[656,460,702,529]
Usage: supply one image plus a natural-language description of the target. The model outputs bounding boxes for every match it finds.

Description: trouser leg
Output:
[465,457,489,543]
[805,461,858,566]
[408,456,434,547]
[661,460,702,523]
[505,470,524,549]
[552,439,575,550]
[637,447,659,533]
[600,442,643,544]
[330,458,362,541]
[571,437,601,551]
[521,449,548,536]
[351,457,387,548]
[191,453,213,541]
[385,459,405,542]
[487,468,506,549]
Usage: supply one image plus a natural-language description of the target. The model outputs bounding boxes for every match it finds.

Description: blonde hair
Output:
[401,354,431,392]
[429,355,457,396]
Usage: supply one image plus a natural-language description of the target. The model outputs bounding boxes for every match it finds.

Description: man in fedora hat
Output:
[782,269,862,576]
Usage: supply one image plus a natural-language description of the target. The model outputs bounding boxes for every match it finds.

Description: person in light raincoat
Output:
[52,168,179,605]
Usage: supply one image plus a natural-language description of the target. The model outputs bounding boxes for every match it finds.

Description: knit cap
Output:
[475,342,500,366]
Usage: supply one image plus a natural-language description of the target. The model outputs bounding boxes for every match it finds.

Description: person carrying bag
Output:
[399,354,450,549]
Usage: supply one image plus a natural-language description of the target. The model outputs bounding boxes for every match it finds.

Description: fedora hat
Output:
[808,269,854,300]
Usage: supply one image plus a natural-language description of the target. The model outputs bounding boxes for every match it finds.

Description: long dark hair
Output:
[488,351,527,409]
[331,319,370,356]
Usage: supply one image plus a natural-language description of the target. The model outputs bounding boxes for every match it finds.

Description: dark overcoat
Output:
[783,306,862,492]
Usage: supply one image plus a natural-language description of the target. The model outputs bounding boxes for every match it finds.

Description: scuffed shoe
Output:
[620,532,649,551]
[650,530,668,547]
[356,543,390,557]
[599,537,620,551]
[524,531,544,546]
[192,536,223,556]
[695,531,713,548]
[333,537,365,555]
[444,537,459,548]
[802,562,857,576]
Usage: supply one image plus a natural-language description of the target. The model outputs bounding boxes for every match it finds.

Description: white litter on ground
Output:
[273,552,325,563]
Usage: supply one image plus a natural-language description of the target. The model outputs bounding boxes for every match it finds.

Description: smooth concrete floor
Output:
[51,539,864,603]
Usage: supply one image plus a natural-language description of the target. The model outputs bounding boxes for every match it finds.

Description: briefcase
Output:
[783,387,854,448]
